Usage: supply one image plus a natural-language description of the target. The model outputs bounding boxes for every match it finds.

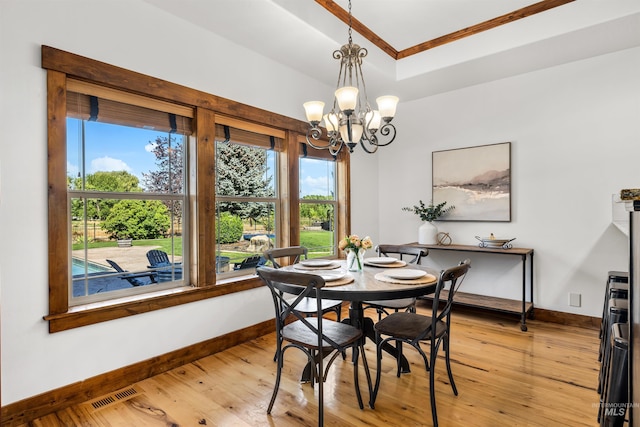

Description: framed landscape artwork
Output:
[432,142,511,222]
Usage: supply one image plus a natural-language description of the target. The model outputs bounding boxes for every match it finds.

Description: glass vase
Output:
[346,249,365,272]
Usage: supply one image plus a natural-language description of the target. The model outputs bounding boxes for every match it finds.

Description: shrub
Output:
[216,212,243,244]
[102,200,170,240]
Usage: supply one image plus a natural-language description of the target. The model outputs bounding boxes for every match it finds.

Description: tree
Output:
[216,142,274,228]
[70,171,142,220]
[300,195,334,226]
[101,200,171,240]
[142,135,184,221]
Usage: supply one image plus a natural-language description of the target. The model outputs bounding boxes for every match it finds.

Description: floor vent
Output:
[84,386,143,412]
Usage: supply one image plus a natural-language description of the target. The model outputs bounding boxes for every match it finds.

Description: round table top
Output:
[281,260,438,302]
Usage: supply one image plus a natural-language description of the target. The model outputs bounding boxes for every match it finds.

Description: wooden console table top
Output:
[410,243,533,257]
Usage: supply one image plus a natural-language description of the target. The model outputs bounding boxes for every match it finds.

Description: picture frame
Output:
[432,142,511,222]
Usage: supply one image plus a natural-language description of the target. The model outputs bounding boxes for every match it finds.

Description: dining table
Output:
[281,258,439,382]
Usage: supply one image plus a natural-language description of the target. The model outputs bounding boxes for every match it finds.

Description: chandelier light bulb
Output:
[303,101,324,124]
[335,86,359,113]
[376,96,399,120]
[339,119,363,145]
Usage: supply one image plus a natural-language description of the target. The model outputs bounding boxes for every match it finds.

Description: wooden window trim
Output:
[42,45,350,332]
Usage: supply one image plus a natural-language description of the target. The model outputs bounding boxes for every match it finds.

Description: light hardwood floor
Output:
[22,303,601,426]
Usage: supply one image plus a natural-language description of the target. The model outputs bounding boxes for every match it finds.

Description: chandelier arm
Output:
[359,134,379,154]
[371,123,397,147]
[305,126,332,150]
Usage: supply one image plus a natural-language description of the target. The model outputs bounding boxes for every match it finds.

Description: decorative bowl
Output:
[475,236,516,249]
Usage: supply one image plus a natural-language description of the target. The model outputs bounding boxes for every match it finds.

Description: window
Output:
[67,87,190,304]
[214,125,280,276]
[43,46,350,332]
[299,146,337,259]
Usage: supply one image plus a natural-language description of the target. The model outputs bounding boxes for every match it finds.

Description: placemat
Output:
[323,274,355,287]
[374,272,437,285]
[294,262,341,271]
[364,260,407,268]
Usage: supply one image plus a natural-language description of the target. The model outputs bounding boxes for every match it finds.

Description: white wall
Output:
[1,0,638,408]
[364,46,639,318]
[0,0,333,405]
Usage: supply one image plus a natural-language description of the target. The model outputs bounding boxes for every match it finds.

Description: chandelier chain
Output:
[347,0,353,45]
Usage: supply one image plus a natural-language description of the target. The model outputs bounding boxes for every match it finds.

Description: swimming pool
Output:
[72,258,112,276]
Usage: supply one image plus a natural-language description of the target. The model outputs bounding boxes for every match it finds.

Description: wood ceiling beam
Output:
[315,0,398,59]
[316,0,575,60]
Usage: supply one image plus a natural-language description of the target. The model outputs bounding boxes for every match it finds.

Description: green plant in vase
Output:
[402,200,454,244]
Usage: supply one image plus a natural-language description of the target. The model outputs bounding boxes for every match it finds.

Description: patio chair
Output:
[106,259,156,287]
[145,250,183,282]
[233,254,265,270]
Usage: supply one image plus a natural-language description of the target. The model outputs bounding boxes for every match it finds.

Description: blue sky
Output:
[67,119,334,197]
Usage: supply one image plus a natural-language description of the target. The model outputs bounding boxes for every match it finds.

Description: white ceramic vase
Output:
[418,221,438,244]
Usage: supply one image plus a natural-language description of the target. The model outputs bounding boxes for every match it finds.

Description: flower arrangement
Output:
[338,234,373,252]
[338,234,373,271]
[402,200,454,222]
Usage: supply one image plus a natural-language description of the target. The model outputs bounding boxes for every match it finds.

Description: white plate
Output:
[300,259,334,267]
[317,271,347,281]
[366,256,398,264]
[384,269,427,280]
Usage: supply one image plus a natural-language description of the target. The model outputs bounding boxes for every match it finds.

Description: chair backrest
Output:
[234,254,263,270]
[106,259,125,272]
[376,244,429,264]
[105,259,145,287]
[430,259,471,327]
[264,246,308,268]
[146,250,170,267]
[257,266,342,349]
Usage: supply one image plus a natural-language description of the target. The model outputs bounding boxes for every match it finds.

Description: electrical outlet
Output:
[569,293,581,307]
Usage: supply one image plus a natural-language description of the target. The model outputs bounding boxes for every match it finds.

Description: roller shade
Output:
[215,124,282,151]
[67,91,193,135]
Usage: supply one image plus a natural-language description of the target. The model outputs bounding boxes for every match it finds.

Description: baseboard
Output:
[448,303,600,330]
[0,319,275,427]
[532,307,600,330]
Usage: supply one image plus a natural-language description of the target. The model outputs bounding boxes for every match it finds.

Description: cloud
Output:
[301,175,331,196]
[90,156,132,173]
[145,142,156,153]
[67,162,79,178]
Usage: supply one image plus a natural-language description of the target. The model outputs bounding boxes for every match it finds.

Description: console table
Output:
[411,243,534,331]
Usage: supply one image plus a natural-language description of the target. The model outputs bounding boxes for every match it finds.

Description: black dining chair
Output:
[264,246,343,321]
[362,244,429,320]
[257,266,369,426]
[370,259,471,427]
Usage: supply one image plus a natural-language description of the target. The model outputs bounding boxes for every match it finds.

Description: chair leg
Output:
[351,344,364,410]
[316,349,324,426]
[429,349,439,427]
[370,335,385,409]
[396,341,403,378]
[268,346,284,414]
[360,342,372,399]
[444,334,458,396]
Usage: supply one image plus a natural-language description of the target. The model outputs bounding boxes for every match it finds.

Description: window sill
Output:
[44,276,264,333]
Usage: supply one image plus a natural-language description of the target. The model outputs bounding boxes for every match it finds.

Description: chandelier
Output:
[303,0,398,155]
